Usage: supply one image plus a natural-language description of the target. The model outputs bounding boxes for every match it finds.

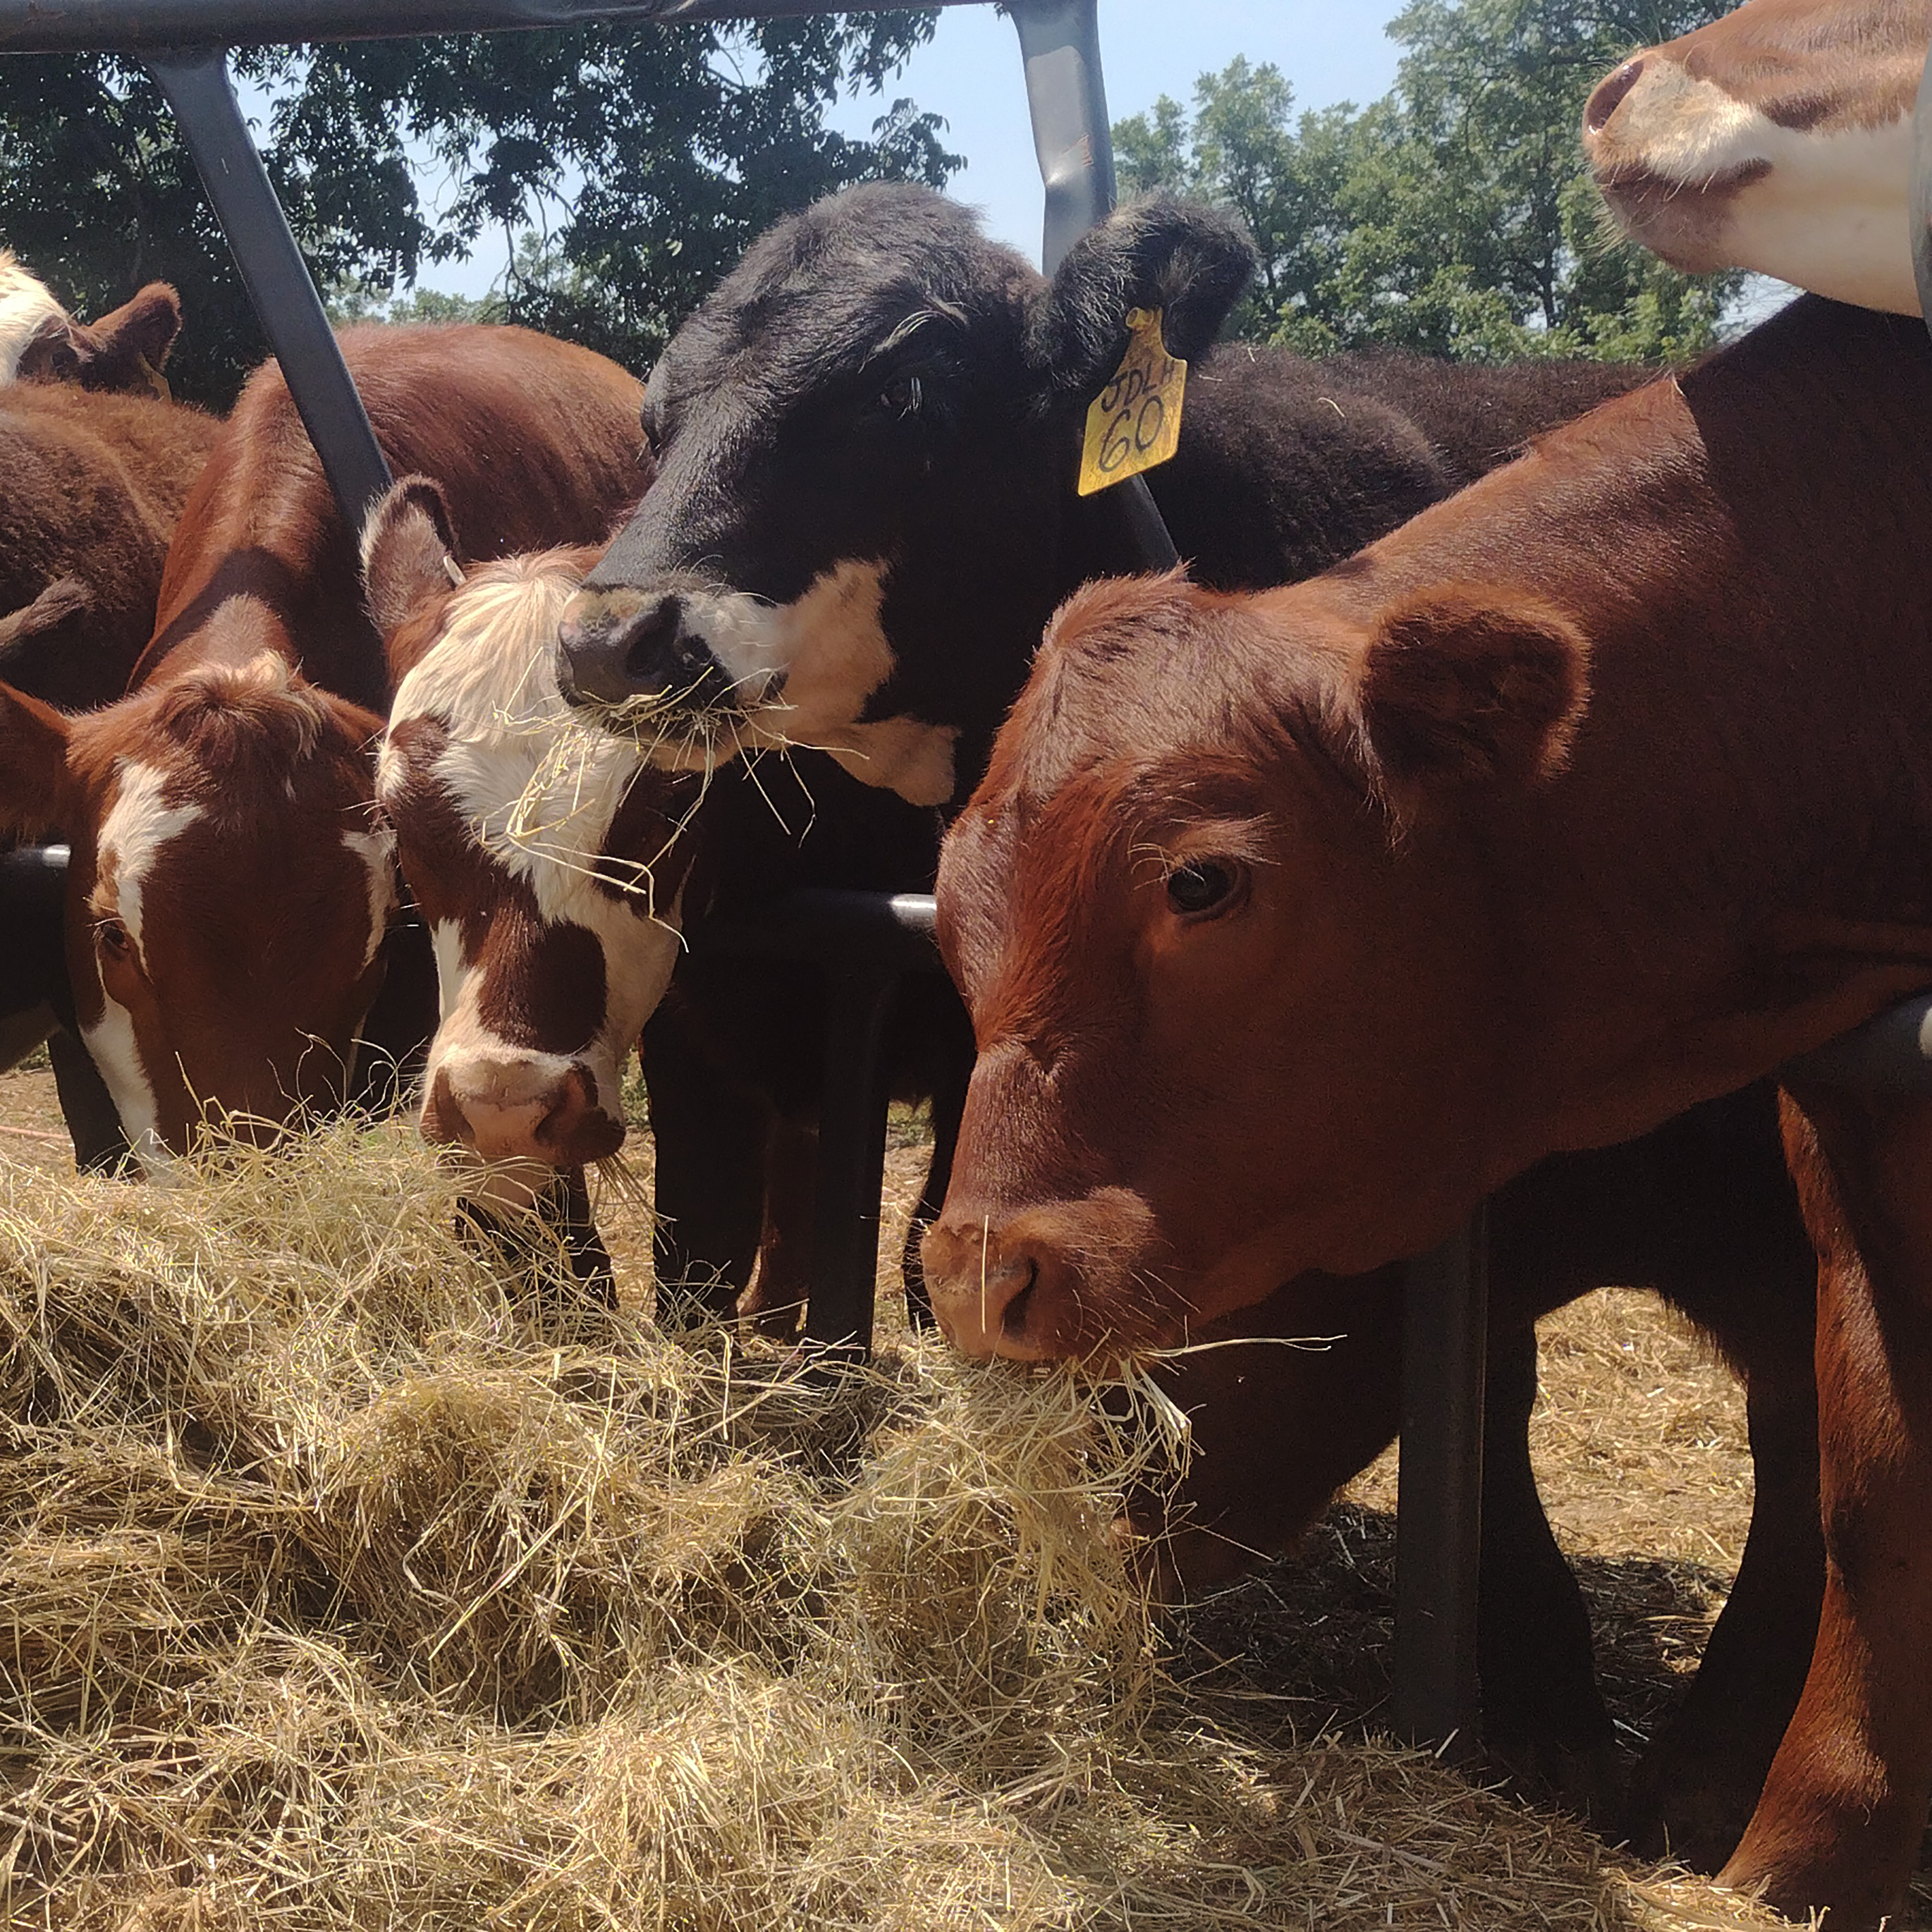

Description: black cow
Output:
[555,183,1646,804]
[553,182,1815,1842]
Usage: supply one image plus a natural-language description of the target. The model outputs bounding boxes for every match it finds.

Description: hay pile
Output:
[0,1125,1802,1929]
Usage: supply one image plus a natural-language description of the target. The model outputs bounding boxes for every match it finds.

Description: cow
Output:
[0,251,185,395]
[0,376,219,711]
[920,291,1932,1926]
[363,484,697,1222]
[1584,0,1930,314]
[550,183,1652,809]
[0,325,649,1170]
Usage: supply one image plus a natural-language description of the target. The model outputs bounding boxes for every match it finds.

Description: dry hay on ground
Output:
[0,1084,1857,1930]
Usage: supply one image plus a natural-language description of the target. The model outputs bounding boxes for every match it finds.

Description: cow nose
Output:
[424,1056,623,1166]
[556,589,733,710]
[919,1213,1058,1362]
[1584,56,1644,134]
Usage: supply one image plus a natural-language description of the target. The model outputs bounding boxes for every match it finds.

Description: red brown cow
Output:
[0,326,648,1168]
[0,251,185,396]
[1584,0,1929,312]
[924,293,1932,1925]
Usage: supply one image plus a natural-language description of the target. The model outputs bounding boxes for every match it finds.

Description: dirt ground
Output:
[5,1058,1925,1926]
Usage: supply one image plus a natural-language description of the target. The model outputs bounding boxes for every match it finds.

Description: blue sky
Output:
[422,3,1408,294]
[826,2,1408,264]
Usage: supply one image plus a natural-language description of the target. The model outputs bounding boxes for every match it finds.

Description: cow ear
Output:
[1355,585,1591,798]
[88,283,184,380]
[361,476,463,644]
[0,680,77,838]
[1025,196,1255,405]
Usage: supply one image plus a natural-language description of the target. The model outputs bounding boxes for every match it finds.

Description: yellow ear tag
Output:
[1077,305,1186,497]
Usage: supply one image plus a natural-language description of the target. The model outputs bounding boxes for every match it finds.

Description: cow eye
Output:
[1165,859,1246,920]
[95,916,133,961]
[869,372,922,420]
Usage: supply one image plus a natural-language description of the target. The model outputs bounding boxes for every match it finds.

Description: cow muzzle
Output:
[921,1187,1167,1366]
[423,1052,624,1170]
[556,585,741,719]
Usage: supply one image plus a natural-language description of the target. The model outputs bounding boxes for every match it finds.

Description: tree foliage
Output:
[1116,0,1747,363]
[0,16,955,405]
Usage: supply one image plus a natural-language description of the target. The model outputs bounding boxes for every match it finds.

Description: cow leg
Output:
[640,1003,766,1328]
[740,1113,817,1340]
[1622,1244,1823,1870]
[901,1051,970,1328]
[348,915,438,1117]
[1476,1312,1618,1823]
[1720,1089,1932,1930]
[48,1028,130,1173]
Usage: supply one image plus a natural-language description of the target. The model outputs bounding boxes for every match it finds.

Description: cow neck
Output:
[1265,295,1932,1178]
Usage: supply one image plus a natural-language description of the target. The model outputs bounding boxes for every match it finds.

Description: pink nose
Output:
[424,1055,624,1166]
[1584,56,1644,134]
[921,1213,1053,1361]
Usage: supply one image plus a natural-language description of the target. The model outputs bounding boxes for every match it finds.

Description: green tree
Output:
[0,16,955,407]
[1116,1,1744,365]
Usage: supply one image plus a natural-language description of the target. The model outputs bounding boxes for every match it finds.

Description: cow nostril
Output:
[1585,56,1644,134]
[1000,1259,1039,1343]
[620,594,683,679]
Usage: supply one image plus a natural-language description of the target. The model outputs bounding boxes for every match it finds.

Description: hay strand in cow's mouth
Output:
[0,1125,1802,1930]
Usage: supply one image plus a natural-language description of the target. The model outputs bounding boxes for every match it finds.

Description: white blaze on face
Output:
[637,560,960,807]
[1589,56,1920,313]
[98,761,203,962]
[82,760,205,1165]
[384,558,693,1139]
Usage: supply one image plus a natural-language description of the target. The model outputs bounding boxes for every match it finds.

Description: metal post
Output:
[145,47,393,533]
[1394,1206,1488,1754]
[1008,0,1178,572]
[1912,47,1932,328]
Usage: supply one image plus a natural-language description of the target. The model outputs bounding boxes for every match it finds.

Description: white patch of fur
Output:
[341,827,397,970]
[636,563,960,807]
[81,994,171,1173]
[98,761,204,961]
[0,251,67,383]
[1591,61,1919,312]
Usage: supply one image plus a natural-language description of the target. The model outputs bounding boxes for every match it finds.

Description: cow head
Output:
[1583,0,1928,314]
[919,572,1590,1365]
[554,183,1253,809]
[0,658,395,1166]
[10,274,184,398]
[367,479,700,1210]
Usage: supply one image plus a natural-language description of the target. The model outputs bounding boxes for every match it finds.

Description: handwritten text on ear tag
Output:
[1078,305,1187,497]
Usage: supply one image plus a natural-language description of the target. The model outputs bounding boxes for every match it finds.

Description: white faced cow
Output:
[1585,0,1931,313]
[366,479,700,1214]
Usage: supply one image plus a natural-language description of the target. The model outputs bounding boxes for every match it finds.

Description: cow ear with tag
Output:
[1025,196,1255,406]
[1354,584,1593,805]
[0,679,77,839]
[360,476,465,663]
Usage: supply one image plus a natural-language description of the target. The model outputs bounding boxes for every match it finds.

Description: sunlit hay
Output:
[0,1129,1814,1931]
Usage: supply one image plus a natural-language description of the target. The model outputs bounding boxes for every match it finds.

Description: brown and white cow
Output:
[0,251,185,396]
[0,376,219,711]
[364,479,698,1215]
[1584,0,1931,312]
[0,325,648,1168]
[923,291,1932,1924]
